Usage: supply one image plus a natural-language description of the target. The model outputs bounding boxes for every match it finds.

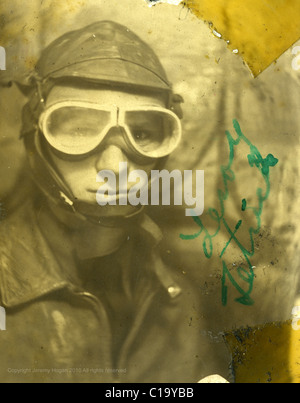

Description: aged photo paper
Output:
[0,0,299,383]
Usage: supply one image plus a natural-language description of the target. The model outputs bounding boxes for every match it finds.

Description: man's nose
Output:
[95,144,126,173]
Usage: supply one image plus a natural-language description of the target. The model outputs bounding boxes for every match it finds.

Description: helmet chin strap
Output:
[71,197,145,228]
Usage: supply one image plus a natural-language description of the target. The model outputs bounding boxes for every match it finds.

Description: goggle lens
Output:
[125,111,179,158]
[45,107,111,155]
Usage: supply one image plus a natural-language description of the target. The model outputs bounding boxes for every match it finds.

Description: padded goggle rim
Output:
[39,101,182,158]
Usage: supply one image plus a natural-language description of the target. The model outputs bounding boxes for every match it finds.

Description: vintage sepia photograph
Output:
[0,0,299,384]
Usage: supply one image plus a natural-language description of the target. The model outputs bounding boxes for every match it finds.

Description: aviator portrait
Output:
[0,18,231,382]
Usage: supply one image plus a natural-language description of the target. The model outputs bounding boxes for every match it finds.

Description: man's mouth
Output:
[87,188,128,202]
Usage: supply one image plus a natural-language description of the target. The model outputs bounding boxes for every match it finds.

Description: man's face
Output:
[44,84,166,217]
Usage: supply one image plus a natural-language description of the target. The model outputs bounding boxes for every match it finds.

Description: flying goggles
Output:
[39,101,182,158]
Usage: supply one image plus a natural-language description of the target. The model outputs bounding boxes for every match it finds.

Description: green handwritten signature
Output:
[180,119,279,306]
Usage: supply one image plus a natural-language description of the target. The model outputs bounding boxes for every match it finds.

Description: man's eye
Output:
[133,130,152,141]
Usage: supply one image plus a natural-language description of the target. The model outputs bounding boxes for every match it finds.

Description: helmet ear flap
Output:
[170,93,184,119]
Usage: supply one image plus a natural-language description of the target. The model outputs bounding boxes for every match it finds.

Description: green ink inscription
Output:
[180,119,278,306]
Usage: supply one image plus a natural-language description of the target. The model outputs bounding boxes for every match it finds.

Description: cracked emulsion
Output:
[0,307,6,331]
[144,0,182,7]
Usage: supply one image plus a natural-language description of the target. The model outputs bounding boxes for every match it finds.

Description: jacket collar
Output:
[0,198,181,309]
[0,199,73,308]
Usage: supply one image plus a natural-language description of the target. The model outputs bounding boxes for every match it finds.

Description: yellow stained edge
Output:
[183,0,300,76]
[225,321,300,383]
